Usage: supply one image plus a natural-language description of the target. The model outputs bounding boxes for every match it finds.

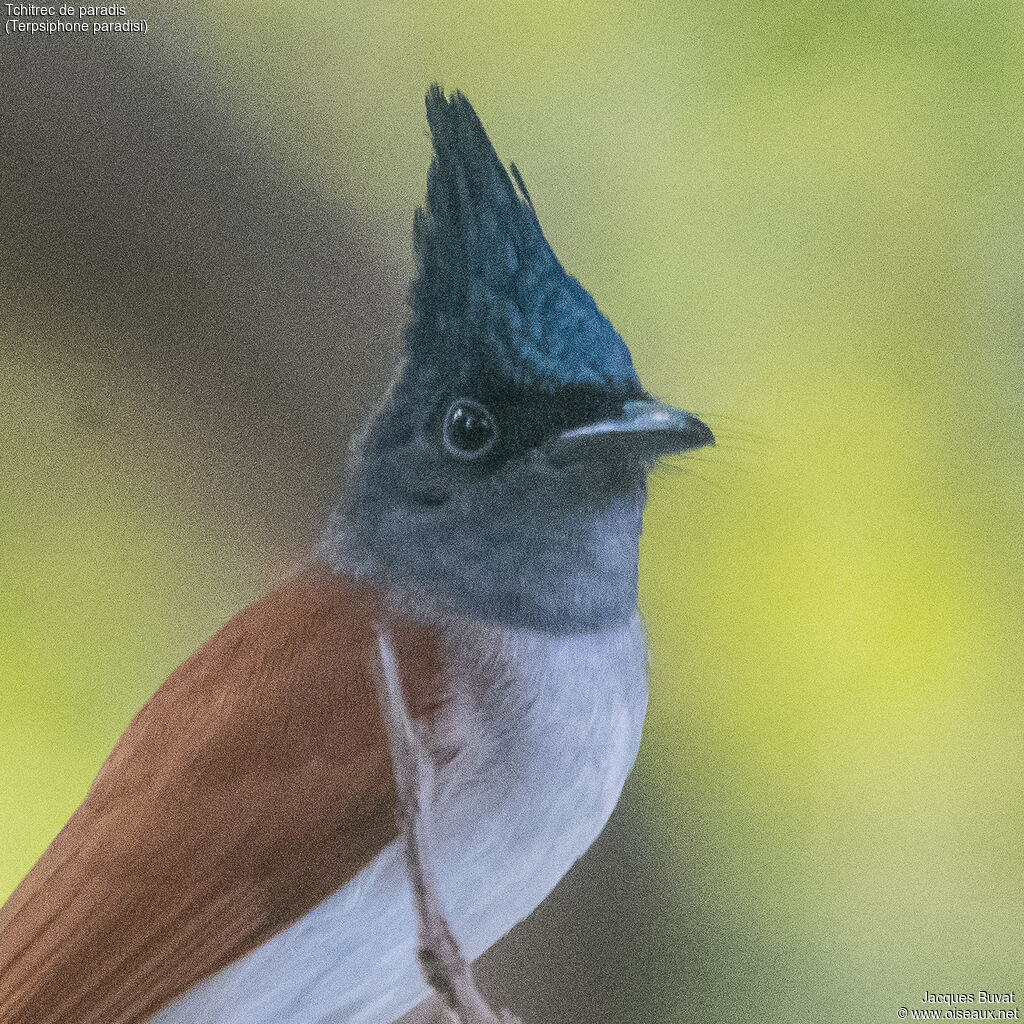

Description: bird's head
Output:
[331,87,712,631]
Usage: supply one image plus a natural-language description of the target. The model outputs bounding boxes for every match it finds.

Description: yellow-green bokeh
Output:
[0,355,268,893]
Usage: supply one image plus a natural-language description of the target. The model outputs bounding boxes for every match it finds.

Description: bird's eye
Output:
[442,399,498,459]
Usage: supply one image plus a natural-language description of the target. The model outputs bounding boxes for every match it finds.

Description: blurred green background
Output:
[2,2,1022,1022]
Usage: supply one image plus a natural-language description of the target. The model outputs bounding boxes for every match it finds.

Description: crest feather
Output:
[407,86,638,394]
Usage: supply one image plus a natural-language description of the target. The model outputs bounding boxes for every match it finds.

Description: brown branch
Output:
[373,623,523,1024]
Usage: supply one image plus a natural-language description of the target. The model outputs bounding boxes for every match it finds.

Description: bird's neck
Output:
[321,470,646,634]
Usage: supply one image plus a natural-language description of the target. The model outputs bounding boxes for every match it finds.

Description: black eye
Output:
[442,399,498,459]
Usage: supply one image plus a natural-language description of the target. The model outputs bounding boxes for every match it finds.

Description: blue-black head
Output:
[332,87,712,631]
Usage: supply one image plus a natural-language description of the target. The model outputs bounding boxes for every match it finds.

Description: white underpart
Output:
[152,615,649,1024]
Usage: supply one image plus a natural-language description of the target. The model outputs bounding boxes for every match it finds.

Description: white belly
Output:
[153,615,649,1024]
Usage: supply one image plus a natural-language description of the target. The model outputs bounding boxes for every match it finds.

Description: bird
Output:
[0,86,713,1024]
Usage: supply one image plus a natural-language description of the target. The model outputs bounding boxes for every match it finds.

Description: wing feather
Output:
[0,565,443,1024]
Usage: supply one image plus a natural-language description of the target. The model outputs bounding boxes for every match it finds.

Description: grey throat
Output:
[321,372,649,635]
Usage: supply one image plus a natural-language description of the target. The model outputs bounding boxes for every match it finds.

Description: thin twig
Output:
[373,623,523,1024]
